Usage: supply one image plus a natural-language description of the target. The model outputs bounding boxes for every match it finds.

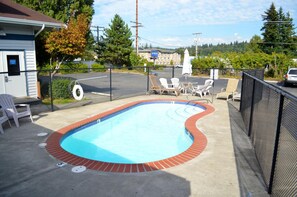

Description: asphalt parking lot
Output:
[269,81,297,96]
[41,67,297,109]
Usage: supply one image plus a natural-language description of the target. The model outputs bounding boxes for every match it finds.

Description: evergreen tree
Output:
[261,3,296,55]
[279,10,296,55]
[94,38,106,64]
[99,14,133,67]
[261,3,279,54]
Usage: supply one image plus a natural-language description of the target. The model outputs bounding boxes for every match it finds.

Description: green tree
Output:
[98,14,133,67]
[14,0,94,67]
[261,3,296,55]
[14,0,94,23]
[94,38,106,64]
[129,52,147,67]
[278,10,296,55]
[247,35,263,53]
[261,3,279,54]
[45,14,89,76]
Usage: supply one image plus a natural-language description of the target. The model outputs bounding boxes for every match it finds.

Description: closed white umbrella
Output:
[182,49,192,80]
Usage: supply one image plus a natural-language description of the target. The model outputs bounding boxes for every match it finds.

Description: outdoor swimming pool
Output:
[46,99,214,173]
[60,102,205,164]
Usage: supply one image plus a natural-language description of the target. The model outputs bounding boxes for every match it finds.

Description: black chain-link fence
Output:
[1,66,245,112]
[240,71,297,196]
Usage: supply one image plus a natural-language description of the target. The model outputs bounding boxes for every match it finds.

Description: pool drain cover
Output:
[56,162,67,167]
[72,166,86,173]
[37,132,48,137]
[38,143,47,148]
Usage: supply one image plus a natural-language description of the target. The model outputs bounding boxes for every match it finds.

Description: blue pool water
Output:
[61,102,205,164]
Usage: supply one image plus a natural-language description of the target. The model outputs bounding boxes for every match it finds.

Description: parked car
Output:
[175,64,183,68]
[284,68,297,87]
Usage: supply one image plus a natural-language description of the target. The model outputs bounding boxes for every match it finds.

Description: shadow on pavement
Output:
[228,102,269,197]
[0,120,191,197]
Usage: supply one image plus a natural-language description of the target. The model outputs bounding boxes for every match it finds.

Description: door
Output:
[0,51,27,97]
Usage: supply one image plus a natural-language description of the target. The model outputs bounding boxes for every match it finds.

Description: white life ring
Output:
[72,84,84,100]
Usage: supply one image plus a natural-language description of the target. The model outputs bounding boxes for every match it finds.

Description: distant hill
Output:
[186,41,249,56]
[139,41,250,56]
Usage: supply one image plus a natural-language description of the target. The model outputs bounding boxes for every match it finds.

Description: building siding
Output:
[0,39,37,98]
[138,50,181,66]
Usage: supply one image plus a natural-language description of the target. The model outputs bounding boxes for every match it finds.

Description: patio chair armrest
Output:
[15,104,31,110]
[15,104,30,107]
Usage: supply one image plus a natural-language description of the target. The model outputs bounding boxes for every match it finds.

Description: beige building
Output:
[138,49,181,66]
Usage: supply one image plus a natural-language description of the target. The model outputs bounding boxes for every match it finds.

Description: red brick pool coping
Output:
[46,99,215,173]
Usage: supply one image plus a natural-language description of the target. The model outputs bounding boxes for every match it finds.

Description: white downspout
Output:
[35,24,45,37]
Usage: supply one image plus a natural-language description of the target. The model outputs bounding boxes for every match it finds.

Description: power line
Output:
[91,26,104,42]
[258,42,297,45]
[138,36,183,48]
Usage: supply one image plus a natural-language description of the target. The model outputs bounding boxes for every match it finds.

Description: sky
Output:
[92,0,297,49]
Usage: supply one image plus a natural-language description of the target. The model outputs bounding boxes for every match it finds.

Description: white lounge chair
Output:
[0,94,33,127]
[192,79,214,97]
[0,109,11,134]
[216,79,239,101]
[159,78,180,96]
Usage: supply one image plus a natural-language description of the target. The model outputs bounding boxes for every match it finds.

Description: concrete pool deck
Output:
[0,95,269,197]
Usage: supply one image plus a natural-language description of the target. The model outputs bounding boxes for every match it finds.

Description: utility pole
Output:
[193,32,201,58]
[131,0,143,55]
[136,0,138,54]
[91,26,104,43]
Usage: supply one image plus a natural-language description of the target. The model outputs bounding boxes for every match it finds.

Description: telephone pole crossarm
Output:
[91,26,105,42]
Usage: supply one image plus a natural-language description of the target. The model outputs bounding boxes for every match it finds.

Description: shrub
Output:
[59,62,89,74]
[50,78,73,99]
[38,64,53,75]
[91,63,107,72]
[265,68,275,78]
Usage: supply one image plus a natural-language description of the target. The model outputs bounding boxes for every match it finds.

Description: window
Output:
[7,55,20,76]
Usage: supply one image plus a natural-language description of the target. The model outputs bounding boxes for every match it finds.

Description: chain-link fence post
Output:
[248,78,256,137]
[268,94,284,194]
[109,66,112,101]
[147,67,150,93]
[49,70,54,112]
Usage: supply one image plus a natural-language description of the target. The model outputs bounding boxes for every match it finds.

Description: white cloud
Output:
[93,0,297,46]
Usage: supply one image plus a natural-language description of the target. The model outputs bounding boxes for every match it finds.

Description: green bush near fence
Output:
[39,62,89,74]
[59,62,88,74]
[91,63,107,72]
[50,78,73,99]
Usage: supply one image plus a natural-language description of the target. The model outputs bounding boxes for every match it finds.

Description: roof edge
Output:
[0,16,64,28]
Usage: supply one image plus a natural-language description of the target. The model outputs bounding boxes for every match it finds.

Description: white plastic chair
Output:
[0,109,11,134]
[171,78,183,92]
[202,79,214,96]
[170,78,179,88]
[192,79,213,97]
[0,94,33,127]
[159,78,180,96]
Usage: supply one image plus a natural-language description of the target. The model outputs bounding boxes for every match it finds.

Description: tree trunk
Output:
[50,57,65,78]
